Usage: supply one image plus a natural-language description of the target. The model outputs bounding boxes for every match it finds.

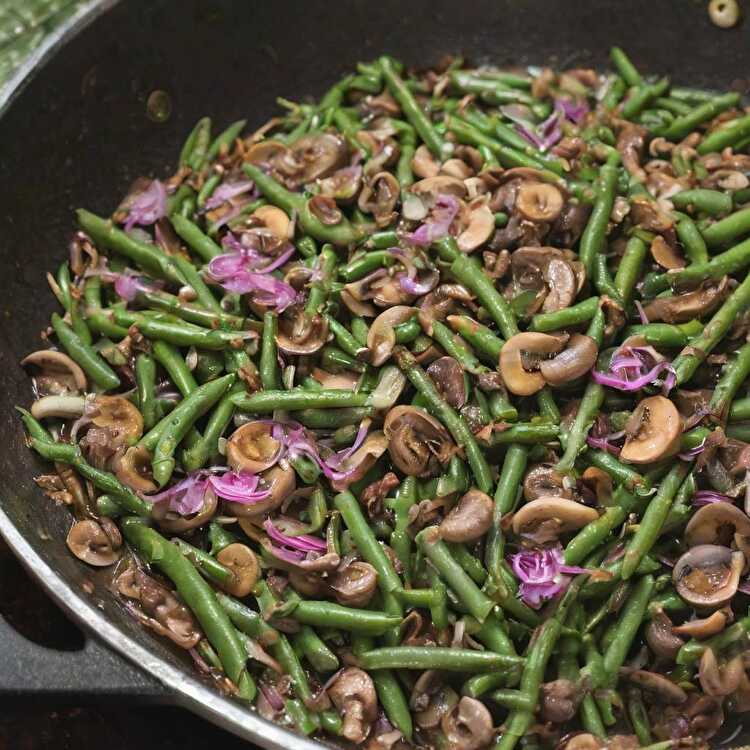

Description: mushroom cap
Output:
[226,421,283,474]
[285,132,349,185]
[620,395,682,464]
[115,445,157,493]
[21,349,87,393]
[91,395,144,446]
[275,306,329,355]
[384,405,453,476]
[516,182,564,223]
[330,432,389,492]
[427,356,467,409]
[411,144,441,179]
[500,332,566,396]
[367,306,417,366]
[685,501,750,547]
[672,609,729,639]
[644,278,731,324]
[154,486,218,533]
[621,668,687,705]
[672,544,744,608]
[439,489,494,543]
[251,205,290,239]
[328,667,377,745]
[440,696,494,750]
[216,543,260,597]
[645,609,685,661]
[523,464,572,501]
[330,561,378,607]
[539,334,598,386]
[66,519,120,566]
[541,258,578,313]
[411,175,468,201]
[512,497,599,539]
[650,235,685,270]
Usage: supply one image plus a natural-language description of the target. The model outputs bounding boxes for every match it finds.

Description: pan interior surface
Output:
[0,0,748,747]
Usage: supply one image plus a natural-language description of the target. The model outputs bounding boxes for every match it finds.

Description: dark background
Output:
[0,538,254,750]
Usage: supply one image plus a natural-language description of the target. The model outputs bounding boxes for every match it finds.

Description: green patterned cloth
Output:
[0,0,84,86]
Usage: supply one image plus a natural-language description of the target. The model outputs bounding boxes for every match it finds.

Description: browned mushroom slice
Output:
[245,139,288,168]
[358,171,400,228]
[384,405,453,476]
[330,433,389,492]
[616,122,648,182]
[541,258,578,312]
[650,235,685,269]
[419,284,473,335]
[523,464,573,501]
[672,609,729,639]
[411,175,468,202]
[643,278,732,324]
[275,306,329,355]
[619,396,682,464]
[154,486,218,533]
[645,609,685,660]
[427,356,466,409]
[283,132,349,185]
[512,497,599,541]
[630,196,674,234]
[288,569,329,598]
[328,667,377,744]
[500,332,566,396]
[411,144,441,179]
[226,421,282,474]
[539,334,598,386]
[410,671,459,729]
[330,561,378,607]
[225,464,296,518]
[250,205,291,239]
[21,349,87,395]
[115,445,157,493]
[318,164,363,202]
[685,502,750,547]
[312,367,361,391]
[558,733,605,750]
[440,489,494,543]
[698,648,744,697]
[539,679,581,723]
[308,194,343,226]
[216,543,260,597]
[580,467,613,505]
[90,395,144,446]
[621,668,687,705]
[456,198,495,252]
[66,519,121,566]
[440,696,494,750]
[441,158,474,180]
[516,181,564,222]
[367,306,417,366]
[672,545,744,608]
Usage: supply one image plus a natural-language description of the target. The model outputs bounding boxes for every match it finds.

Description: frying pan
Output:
[1,1,749,747]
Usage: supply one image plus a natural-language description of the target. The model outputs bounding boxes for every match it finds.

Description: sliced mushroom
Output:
[523,464,572,501]
[645,609,685,660]
[245,139,288,168]
[650,235,685,269]
[500,332,566,396]
[621,668,687,705]
[620,396,681,464]
[115,445,157,493]
[330,432,389,492]
[21,349,87,394]
[30,394,86,420]
[410,670,459,729]
[411,144,441,179]
[226,422,283,474]
[427,356,466,409]
[251,205,290,239]
[539,679,581,723]
[318,164,363,202]
[90,396,144,446]
[580,467,613,505]
[308,194,343,226]
[698,647,744,697]
[358,171,400,227]
[685,502,750,547]
[411,175,467,202]
[643,278,732,324]
[440,489,494,543]
[672,545,744,609]
[456,199,494,252]
[225,464,296,518]
[384,405,453,476]
[673,609,729,639]
[153,486,218,533]
[541,258,578,313]
[440,696,494,750]
[328,667,377,745]
[558,733,604,750]
[418,284,473,335]
[367,306,417,366]
[330,561,378,607]
[216,543,260,597]
[516,182,564,222]
[282,132,349,186]
[512,497,599,541]
[66,519,121,566]
[275,306,329,355]
[539,334,598,386]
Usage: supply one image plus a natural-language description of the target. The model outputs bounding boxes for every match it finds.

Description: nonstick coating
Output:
[0,1,749,747]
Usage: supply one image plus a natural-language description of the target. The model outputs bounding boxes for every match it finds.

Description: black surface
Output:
[0,0,749,736]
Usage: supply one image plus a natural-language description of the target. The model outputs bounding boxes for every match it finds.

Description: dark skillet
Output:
[0,1,749,747]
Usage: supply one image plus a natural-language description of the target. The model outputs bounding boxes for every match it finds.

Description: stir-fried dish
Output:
[16,46,750,750]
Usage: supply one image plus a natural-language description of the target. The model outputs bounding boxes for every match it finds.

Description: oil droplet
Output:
[146,90,172,123]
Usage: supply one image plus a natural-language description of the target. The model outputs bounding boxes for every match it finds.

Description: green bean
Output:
[135,353,158,431]
[672,188,733,217]
[697,113,750,154]
[430,319,486,373]
[137,289,248,330]
[602,76,627,111]
[529,297,600,332]
[305,245,337,317]
[446,314,504,364]
[259,311,282,390]
[676,216,709,265]
[610,47,642,86]
[120,519,253,696]
[51,313,120,391]
[702,206,750,248]
[171,214,223,262]
[290,599,401,635]
[621,78,669,120]
[393,316,422,344]
[292,626,339,672]
[672,270,750,384]
[676,616,750,666]
[394,346,492,493]
[614,236,647,304]
[556,382,604,473]
[710,341,750,422]
[359,646,523,672]
[622,320,703,348]
[661,92,740,140]
[152,341,198,396]
[578,156,620,277]
[207,119,246,160]
[233,388,369,413]
[486,423,559,446]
